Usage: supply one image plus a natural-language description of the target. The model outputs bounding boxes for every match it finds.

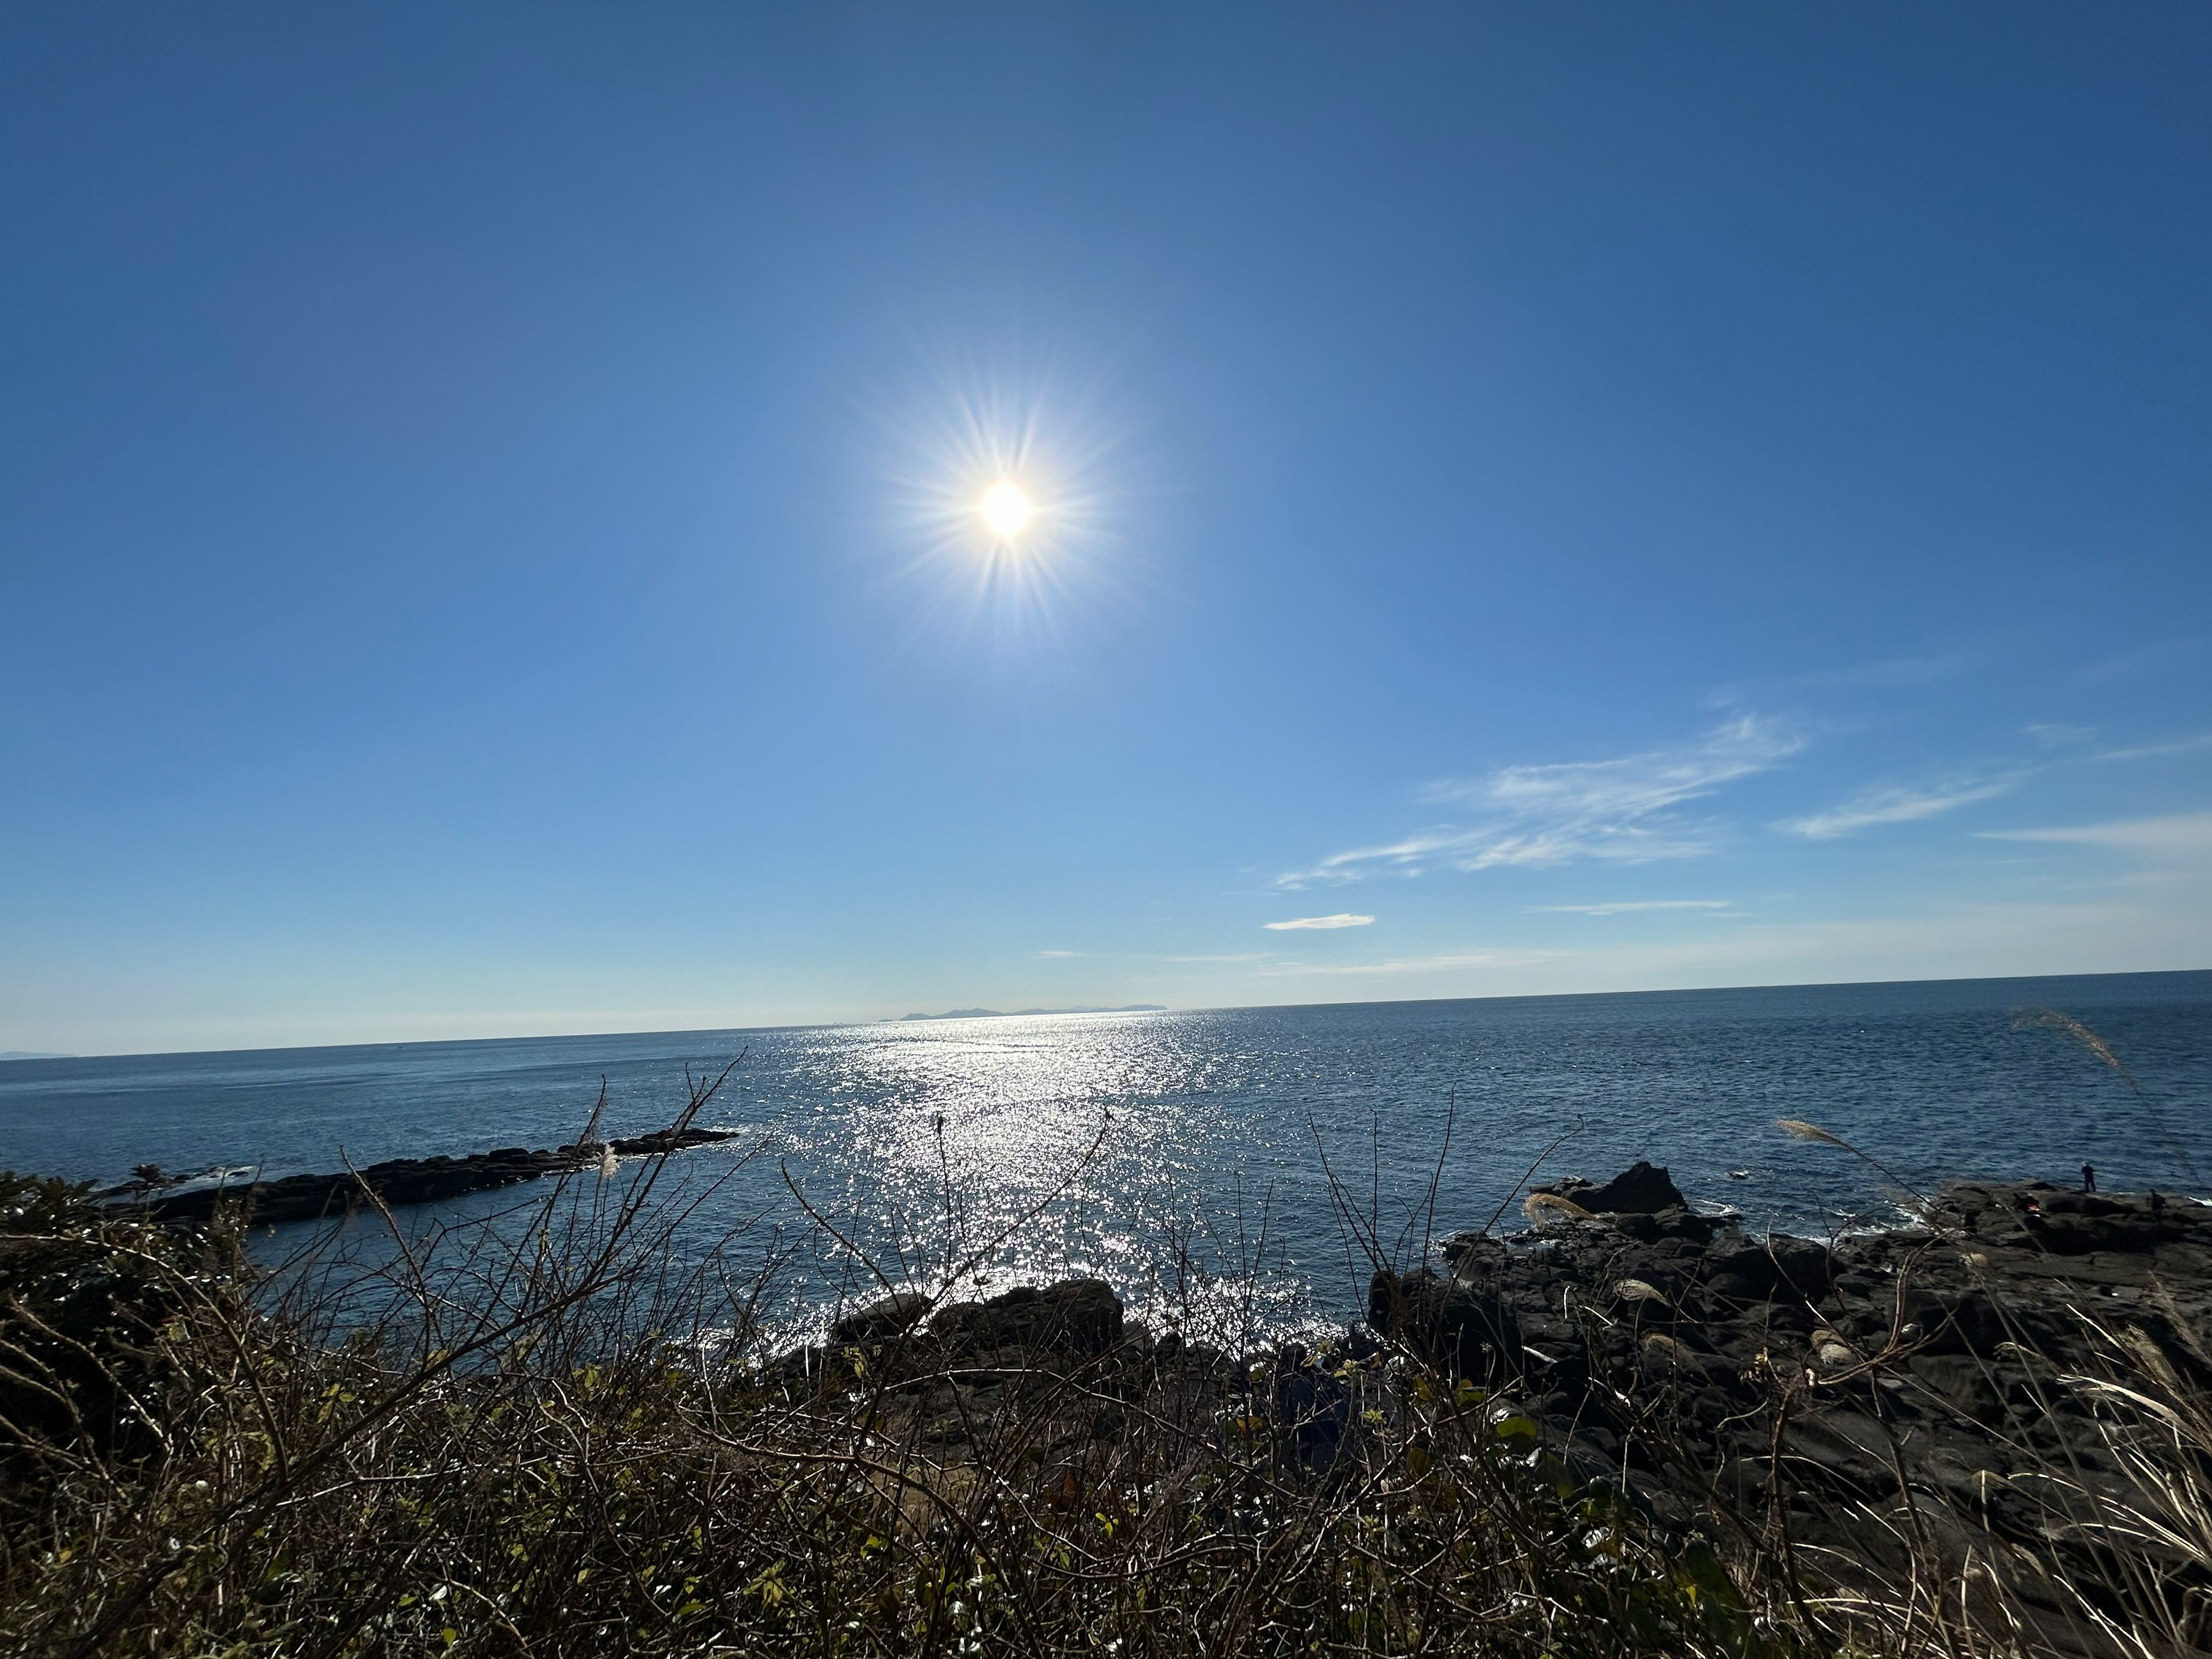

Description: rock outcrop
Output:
[1529,1158,1719,1244]
[1373,1167,2212,1613]
[767,1162,2212,1639]
[808,1278,1131,1378]
[111,1127,741,1226]
[789,1278,1188,1463]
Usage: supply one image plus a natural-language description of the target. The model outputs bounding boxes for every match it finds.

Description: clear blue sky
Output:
[5,4,2208,1055]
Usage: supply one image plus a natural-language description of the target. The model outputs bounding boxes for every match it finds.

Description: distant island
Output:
[898,1005,1167,1022]
[0,1051,71,1062]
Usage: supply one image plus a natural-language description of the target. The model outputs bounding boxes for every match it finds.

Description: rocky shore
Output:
[22,1146,2209,1653]
[1371,1162,2212,1615]
[107,1125,741,1225]
[99,1124,2212,1623]
[796,1161,2212,1638]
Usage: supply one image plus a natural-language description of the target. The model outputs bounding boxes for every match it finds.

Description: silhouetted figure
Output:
[2151,1190,2165,1215]
[2081,1162,2097,1194]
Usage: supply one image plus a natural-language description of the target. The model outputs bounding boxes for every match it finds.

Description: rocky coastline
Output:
[96,1126,2212,1620]
[1374,1165,2212,1573]
[21,1146,2212,1652]
[796,1161,2212,1638]
[103,1124,741,1225]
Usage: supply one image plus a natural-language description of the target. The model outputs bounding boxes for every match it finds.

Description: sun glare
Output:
[982,481,1033,539]
[882,360,1123,650]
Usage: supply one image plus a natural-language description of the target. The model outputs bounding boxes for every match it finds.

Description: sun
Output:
[981,480,1033,539]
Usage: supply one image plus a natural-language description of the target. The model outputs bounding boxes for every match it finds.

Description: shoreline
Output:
[101,1126,744,1225]
[11,1147,2212,1654]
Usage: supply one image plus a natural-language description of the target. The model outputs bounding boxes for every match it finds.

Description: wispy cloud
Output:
[2095,733,2212,763]
[1261,949,1559,976]
[1530,900,1736,916]
[1779,775,2019,840]
[1279,717,1798,888]
[1163,952,1270,963]
[1263,913,1374,930]
[1980,812,2212,861]
[1036,949,1080,959]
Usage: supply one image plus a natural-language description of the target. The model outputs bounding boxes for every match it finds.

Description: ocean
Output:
[3,971,2207,1342]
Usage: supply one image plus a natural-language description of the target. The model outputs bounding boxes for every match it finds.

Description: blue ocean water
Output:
[3,972,2207,1338]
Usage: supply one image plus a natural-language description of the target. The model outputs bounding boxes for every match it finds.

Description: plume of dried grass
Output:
[2013,1006,2132,1082]
[1777,1117,1847,1147]
[1775,1116,1925,1202]
[2012,1005,2203,1187]
[1523,1190,1594,1226]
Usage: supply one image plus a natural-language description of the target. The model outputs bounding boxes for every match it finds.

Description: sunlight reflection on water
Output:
[5,976,2207,1346]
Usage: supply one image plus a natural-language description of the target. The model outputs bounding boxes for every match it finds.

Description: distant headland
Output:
[897,1004,1167,1022]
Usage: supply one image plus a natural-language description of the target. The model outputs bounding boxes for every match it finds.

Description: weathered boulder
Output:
[1537,1160,1689,1215]
[830,1291,931,1346]
[1368,1268,1521,1381]
[1608,1205,1719,1245]
[1700,1236,1831,1302]
[932,1278,1124,1360]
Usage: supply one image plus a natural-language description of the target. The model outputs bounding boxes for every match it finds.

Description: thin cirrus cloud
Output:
[1262,949,1558,976]
[1263,913,1374,930]
[1530,900,1736,916]
[1778,730,2202,841]
[1779,775,2020,840]
[1277,716,1800,889]
[1980,811,2212,861]
[2094,733,2212,763]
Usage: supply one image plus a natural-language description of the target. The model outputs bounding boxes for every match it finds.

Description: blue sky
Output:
[4,4,2209,1054]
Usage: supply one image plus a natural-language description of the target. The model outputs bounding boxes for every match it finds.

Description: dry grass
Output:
[0,1173,1782,1657]
[1522,1190,1594,1225]
[1,1055,2207,1656]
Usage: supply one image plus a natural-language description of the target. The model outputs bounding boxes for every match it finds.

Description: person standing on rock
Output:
[2082,1162,2097,1194]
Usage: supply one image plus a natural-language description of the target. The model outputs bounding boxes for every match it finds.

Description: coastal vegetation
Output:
[3,1069,2209,1656]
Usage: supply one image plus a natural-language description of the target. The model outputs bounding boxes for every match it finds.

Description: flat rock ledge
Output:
[107,1127,740,1226]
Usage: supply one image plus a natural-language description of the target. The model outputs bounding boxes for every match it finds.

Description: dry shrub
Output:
[1,1062,2207,1656]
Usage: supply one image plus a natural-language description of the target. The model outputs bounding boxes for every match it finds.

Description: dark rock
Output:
[1370,1161,2212,1611]
[109,1126,741,1226]
[1609,1204,1718,1245]
[830,1291,931,1346]
[1538,1160,1689,1216]
[605,1127,740,1157]
[1271,1351,1353,1472]
[1368,1268,1520,1381]
[1906,1354,2006,1426]
[1768,1237,1834,1300]
[933,1278,1123,1360]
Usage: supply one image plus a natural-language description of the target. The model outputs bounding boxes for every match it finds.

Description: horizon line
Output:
[4,964,2205,1066]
